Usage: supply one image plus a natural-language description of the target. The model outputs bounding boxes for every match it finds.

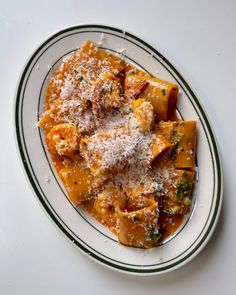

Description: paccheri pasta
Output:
[39,40,197,248]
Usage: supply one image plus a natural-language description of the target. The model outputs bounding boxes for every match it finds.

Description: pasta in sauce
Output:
[39,40,197,248]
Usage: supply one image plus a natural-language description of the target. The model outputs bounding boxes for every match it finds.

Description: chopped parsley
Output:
[161,89,167,96]
[175,174,193,200]
[149,226,160,242]
[169,131,183,160]
[171,129,178,137]
[101,87,110,94]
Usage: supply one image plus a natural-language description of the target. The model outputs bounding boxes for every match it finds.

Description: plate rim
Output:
[14,23,223,275]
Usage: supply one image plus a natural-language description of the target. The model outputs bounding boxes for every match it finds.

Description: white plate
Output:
[14,24,222,275]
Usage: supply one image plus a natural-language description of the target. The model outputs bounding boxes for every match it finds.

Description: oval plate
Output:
[14,24,222,275]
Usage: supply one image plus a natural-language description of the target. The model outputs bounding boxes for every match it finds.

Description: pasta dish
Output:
[39,40,197,248]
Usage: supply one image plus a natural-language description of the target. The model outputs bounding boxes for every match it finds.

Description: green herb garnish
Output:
[175,174,192,200]
[169,131,183,160]
[101,87,109,94]
[162,89,167,96]
[149,226,160,242]
[171,130,178,137]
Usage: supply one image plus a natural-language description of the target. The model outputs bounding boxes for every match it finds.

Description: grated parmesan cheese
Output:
[39,41,196,249]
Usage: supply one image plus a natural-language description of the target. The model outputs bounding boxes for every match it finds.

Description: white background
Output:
[0,0,235,294]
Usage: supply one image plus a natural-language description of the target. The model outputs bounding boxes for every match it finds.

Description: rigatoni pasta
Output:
[39,40,197,248]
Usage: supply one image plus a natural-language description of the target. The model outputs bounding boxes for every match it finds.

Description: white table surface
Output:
[0,0,235,294]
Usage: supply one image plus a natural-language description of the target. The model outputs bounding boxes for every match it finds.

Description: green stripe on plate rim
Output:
[14,24,222,274]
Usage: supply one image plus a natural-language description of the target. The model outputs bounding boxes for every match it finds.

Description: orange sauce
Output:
[39,41,196,248]
[158,212,184,242]
[81,200,184,244]
[81,200,118,235]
